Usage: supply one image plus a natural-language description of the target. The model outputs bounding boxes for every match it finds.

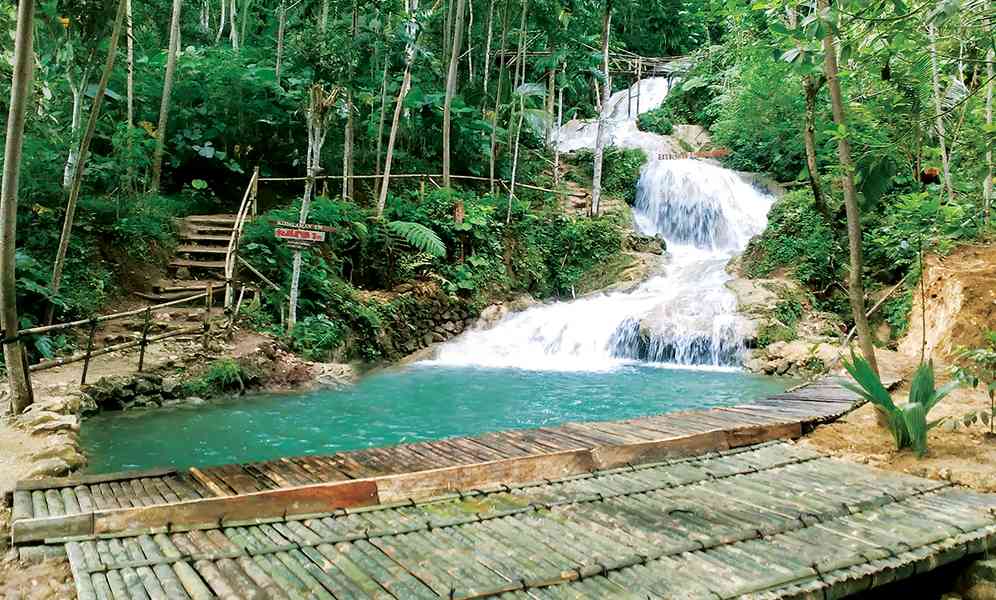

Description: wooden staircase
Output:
[135,214,236,303]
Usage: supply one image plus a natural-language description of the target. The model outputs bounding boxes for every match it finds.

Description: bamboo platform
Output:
[49,441,996,599]
[9,378,861,546]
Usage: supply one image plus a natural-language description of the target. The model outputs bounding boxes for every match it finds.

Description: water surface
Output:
[83,364,788,473]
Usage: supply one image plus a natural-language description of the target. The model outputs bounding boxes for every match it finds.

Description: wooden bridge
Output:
[10,378,996,598]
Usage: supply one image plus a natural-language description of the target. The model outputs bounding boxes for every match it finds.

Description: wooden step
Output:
[170,258,226,270]
[185,214,237,223]
[185,225,234,234]
[181,234,231,243]
[175,244,229,255]
[153,279,226,293]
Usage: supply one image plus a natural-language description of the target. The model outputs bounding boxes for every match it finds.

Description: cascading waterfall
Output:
[431,78,773,371]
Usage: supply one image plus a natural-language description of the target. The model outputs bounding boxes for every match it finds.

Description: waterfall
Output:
[431,78,773,371]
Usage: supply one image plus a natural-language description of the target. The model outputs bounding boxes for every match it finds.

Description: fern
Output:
[386,221,446,258]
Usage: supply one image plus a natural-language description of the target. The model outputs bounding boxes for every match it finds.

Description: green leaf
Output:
[386,221,446,258]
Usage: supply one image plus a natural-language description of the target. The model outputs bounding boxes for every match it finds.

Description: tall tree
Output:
[442,0,467,188]
[342,1,358,201]
[126,0,135,192]
[47,0,129,325]
[820,0,877,374]
[378,0,421,216]
[928,23,955,203]
[487,0,511,195]
[589,0,612,217]
[1,0,37,413]
[985,16,994,225]
[150,0,183,194]
[289,85,338,331]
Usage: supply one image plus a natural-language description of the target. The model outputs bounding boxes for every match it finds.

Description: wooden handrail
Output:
[18,291,209,338]
[224,168,260,309]
[257,172,559,194]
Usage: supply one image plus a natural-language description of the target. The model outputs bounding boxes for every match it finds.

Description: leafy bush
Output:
[844,355,958,457]
[953,332,996,437]
[290,315,344,361]
[741,190,840,290]
[637,107,674,136]
[570,148,647,206]
[181,359,252,397]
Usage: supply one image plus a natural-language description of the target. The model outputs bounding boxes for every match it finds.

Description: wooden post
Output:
[250,165,259,220]
[202,285,212,350]
[137,307,151,372]
[636,58,642,114]
[419,176,425,202]
[80,320,98,385]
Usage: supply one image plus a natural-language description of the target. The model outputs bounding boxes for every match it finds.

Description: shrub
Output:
[181,359,252,397]
[843,355,958,457]
[741,189,840,290]
[290,315,344,361]
[637,107,674,136]
[953,331,996,437]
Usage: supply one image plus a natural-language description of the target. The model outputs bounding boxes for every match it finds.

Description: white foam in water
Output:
[431,78,773,371]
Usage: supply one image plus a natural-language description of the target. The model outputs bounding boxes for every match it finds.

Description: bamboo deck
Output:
[10,378,858,546]
[50,442,996,599]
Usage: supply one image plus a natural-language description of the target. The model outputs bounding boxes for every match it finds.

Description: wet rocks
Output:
[82,373,182,412]
[624,232,666,255]
[747,339,840,377]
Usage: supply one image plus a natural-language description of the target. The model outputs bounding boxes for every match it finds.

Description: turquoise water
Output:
[81,364,789,473]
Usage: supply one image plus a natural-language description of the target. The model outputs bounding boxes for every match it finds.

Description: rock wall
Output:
[373,283,478,359]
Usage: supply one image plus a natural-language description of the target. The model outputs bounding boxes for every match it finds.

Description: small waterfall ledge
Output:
[430,78,774,372]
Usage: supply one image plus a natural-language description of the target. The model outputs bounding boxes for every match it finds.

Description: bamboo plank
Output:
[12,490,33,521]
[188,467,234,497]
[61,487,82,515]
[15,467,177,492]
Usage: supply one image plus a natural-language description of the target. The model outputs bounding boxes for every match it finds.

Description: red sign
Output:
[275,228,326,242]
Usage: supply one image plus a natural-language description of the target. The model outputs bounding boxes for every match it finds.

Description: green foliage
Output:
[742,190,840,290]
[637,107,674,136]
[181,359,252,397]
[882,288,913,339]
[953,332,996,436]
[290,315,344,361]
[385,221,446,258]
[843,355,958,457]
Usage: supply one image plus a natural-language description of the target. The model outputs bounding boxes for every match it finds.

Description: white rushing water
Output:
[432,78,774,371]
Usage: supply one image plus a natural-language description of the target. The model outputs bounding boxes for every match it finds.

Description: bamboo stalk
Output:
[19,291,208,338]
[137,307,151,372]
[80,320,99,385]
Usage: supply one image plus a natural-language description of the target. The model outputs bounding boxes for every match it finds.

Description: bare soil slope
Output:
[899,243,996,361]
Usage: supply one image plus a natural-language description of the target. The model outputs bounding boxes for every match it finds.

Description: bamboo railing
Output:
[24,289,215,384]
[223,167,260,310]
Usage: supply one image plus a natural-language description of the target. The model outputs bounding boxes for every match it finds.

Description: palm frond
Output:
[386,221,446,258]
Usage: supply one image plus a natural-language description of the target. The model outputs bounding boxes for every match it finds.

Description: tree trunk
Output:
[506,91,524,223]
[1,0,36,413]
[228,0,239,49]
[374,49,389,198]
[590,0,612,217]
[442,0,467,188]
[289,87,334,331]
[150,0,182,194]
[378,65,412,216]
[821,1,877,375]
[215,0,226,43]
[929,24,955,203]
[802,74,828,220]
[553,64,563,193]
[63,78,84,189]
[487,0,511,195]
[985,46,993,225]
[378,0,419,216]
[47,0,128,326]
[482,0,496,101]
[505,0,527,158]
[342,90,354,200]
[275,1,286,84]
[126,0,135,191]
[321,0,329,33]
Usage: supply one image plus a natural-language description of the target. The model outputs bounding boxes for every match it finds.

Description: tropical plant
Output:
[953,331,996,438]
[843,354,959,457]
[385,220,446,258]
